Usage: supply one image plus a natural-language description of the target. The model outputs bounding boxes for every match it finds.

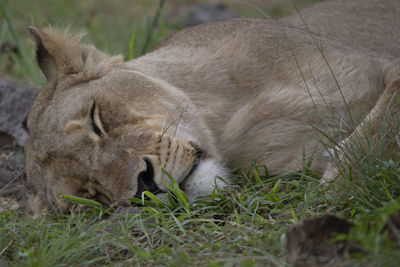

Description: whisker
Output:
[160,106,173,135]
[172,106,185,139]
[160,104,182,139]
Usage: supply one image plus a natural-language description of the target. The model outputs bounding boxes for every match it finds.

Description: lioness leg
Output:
[322,76,400,185]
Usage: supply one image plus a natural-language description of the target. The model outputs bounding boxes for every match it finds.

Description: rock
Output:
[286,214,354,266]
[168,3,237,27]
[0,79,37,147]
[0,79,35,211]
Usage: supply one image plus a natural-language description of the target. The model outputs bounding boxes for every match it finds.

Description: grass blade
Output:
[62,195,103,209]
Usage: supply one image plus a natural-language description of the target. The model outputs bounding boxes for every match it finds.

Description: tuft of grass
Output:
[2,160,400,265]
[0,2,44,85]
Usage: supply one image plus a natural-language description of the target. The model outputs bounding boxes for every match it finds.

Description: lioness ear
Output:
[28,26,56,80]
[28,26,84,81]
[28,26,123,82]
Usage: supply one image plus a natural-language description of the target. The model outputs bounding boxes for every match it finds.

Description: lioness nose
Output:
[135,157,160,197]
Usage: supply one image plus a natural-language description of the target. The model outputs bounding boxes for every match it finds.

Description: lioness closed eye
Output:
[26,0,400,214]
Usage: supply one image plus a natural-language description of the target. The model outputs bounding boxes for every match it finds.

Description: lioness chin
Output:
[26,0,400,214]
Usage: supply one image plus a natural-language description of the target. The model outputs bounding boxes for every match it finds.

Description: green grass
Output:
[2,0,400,266]
[2,163,400,266]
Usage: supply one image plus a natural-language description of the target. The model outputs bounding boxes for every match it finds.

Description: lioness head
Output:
[26,27,228,214]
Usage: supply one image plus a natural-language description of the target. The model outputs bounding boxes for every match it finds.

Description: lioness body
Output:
[26,0,400,213]
[129,2,399,173]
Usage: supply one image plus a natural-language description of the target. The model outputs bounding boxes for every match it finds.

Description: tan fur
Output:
[26,0,400,213]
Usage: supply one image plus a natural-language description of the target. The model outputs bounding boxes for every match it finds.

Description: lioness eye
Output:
[90,102,103,136]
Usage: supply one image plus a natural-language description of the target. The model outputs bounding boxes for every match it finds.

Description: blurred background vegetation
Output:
[0,0,320,86]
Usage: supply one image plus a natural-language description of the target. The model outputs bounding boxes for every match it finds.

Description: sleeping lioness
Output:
[26,0,400,213]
